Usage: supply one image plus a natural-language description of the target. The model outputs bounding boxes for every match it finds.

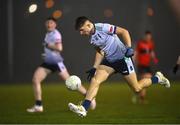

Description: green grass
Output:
[0,82,180,124]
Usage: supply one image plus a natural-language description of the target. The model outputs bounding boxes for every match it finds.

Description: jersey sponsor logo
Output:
[95,36,99,41]
[93,34,102,41]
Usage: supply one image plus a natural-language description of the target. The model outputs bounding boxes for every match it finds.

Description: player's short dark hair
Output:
[75,16,91,30]
[145,30,152,35]
[46,17,57,23]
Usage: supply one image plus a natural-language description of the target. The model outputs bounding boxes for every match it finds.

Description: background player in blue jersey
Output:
[27,17,96,113]
[68,16,170,117]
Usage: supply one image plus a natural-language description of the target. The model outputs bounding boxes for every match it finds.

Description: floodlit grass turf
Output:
[0,82,180,124]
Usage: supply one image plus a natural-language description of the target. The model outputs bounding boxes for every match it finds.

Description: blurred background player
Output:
[27,17,96,113]
[68,16,170,117]
[132,30,159,104]
[173,55,180,74]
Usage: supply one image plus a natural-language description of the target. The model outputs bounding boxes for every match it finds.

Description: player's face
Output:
[79,21,93,36]
[45,20,56,32]
[145,34,152,41]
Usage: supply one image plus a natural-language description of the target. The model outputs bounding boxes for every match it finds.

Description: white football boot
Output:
[27,105,43,113]
[68,103,87,117]
[155,72,170,88]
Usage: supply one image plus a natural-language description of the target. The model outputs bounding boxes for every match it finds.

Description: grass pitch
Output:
[0,82,180,124]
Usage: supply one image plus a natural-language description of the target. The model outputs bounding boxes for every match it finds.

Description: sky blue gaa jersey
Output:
[44,29,63,64]
[90,23,127,62]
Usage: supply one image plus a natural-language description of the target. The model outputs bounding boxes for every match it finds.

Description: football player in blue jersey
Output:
[27,17,96,113]
[68,16,170,117]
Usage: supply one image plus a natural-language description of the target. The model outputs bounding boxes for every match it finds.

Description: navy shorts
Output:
[40,62,66,73]
[101,57,135,75]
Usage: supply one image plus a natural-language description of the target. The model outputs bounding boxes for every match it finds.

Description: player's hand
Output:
[125,47,134,57]
[173,64,179,74]
[153,58,159,64]
[86,68,96,82]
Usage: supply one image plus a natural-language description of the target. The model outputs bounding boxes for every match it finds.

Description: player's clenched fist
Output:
[125,47,134,57]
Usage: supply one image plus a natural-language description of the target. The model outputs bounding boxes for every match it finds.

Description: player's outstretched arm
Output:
[151,51,159,64]
[116,26,132,47]
[93,47,104,68]
[115,26,134,57]
[86,48,104,81]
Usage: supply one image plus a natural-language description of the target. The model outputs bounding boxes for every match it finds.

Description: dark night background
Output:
[0,0,179,83]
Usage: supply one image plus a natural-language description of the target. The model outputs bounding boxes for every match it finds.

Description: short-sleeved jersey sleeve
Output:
[44,29,62,44]
[95,23,116,35]
[54,31,62,43]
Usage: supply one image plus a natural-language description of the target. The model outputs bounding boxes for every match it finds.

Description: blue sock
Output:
[151,76,159,84]
[82,100,91,111]
[35,100,42,106]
